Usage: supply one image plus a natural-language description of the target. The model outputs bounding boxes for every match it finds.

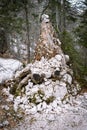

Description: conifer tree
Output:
[0,0,23,53]
[76,0,87,48]
[75,0,87,86]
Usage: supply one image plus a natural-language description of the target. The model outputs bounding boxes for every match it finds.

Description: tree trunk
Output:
[56,5,59,32]
[0,29,8,54]
[62,0,66,32]
[55,0,62,34]
[24,2,30,63]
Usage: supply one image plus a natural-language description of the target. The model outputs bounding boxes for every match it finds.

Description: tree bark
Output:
[62,0,66,32]
[24,1,30,63]
[55,1,61,34]
[0,29,8,54]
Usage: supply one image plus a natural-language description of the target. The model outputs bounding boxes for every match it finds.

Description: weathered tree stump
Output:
[34,14,62,61]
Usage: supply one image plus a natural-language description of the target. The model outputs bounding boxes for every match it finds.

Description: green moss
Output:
[15,89,21,97]
[9,83,18,95]
[45,96,55,105]
[61,93,69,102]
[28,95,37,104]
[27,89,45,105]
[38,89,45,98]
[61,30,87,88]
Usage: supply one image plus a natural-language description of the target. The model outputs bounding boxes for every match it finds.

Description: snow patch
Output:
[0,58,23,83]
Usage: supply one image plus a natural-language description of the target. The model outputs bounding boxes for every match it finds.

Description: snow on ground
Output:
[0,58,23,84]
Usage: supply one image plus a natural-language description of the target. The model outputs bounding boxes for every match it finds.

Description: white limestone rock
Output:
[41,14,49,23]
[84,93,87,99]
[33,84,40,88]
[37,103,43,111]
[19,104,25,110]
[21,96,28,105]
[60,69,67,76]
[30,87,39,94]
[56,38,61,45]
[44,85,53,98]
[45,91,53,98]
[45,80,51,86]
[55,80,60,85]
[25,85,30,92]
[35,94,42,103]
[25,91,31,96]
[3,120,9,126]
[29,106,37,114]
[2,105,9,110]
[39,83,45,88]
[59,81,67,87]
[46,104,53,111]
[55,106,62,114]
[2,87,10,96]
[42,14,49,19]
[65,55,69,63]
[42,101,47,109]
[47,114,55,121]
[54,84,67,99]
[7,94,14,102]
[56,98,62,105]
[55,67,60,72]
[62,74,72,84]
[52,100,58,108]
[27,82,33,88]
[45,71,52,78]
[55,54,62,61]
[31,68,40,74]
[14,103,18,112]
[24,105,30,110]
[16,96,21,101]
[44,17,49,23]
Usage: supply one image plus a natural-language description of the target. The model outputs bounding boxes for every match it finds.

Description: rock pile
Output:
[3,53,81,115]
[3,14,81,115]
